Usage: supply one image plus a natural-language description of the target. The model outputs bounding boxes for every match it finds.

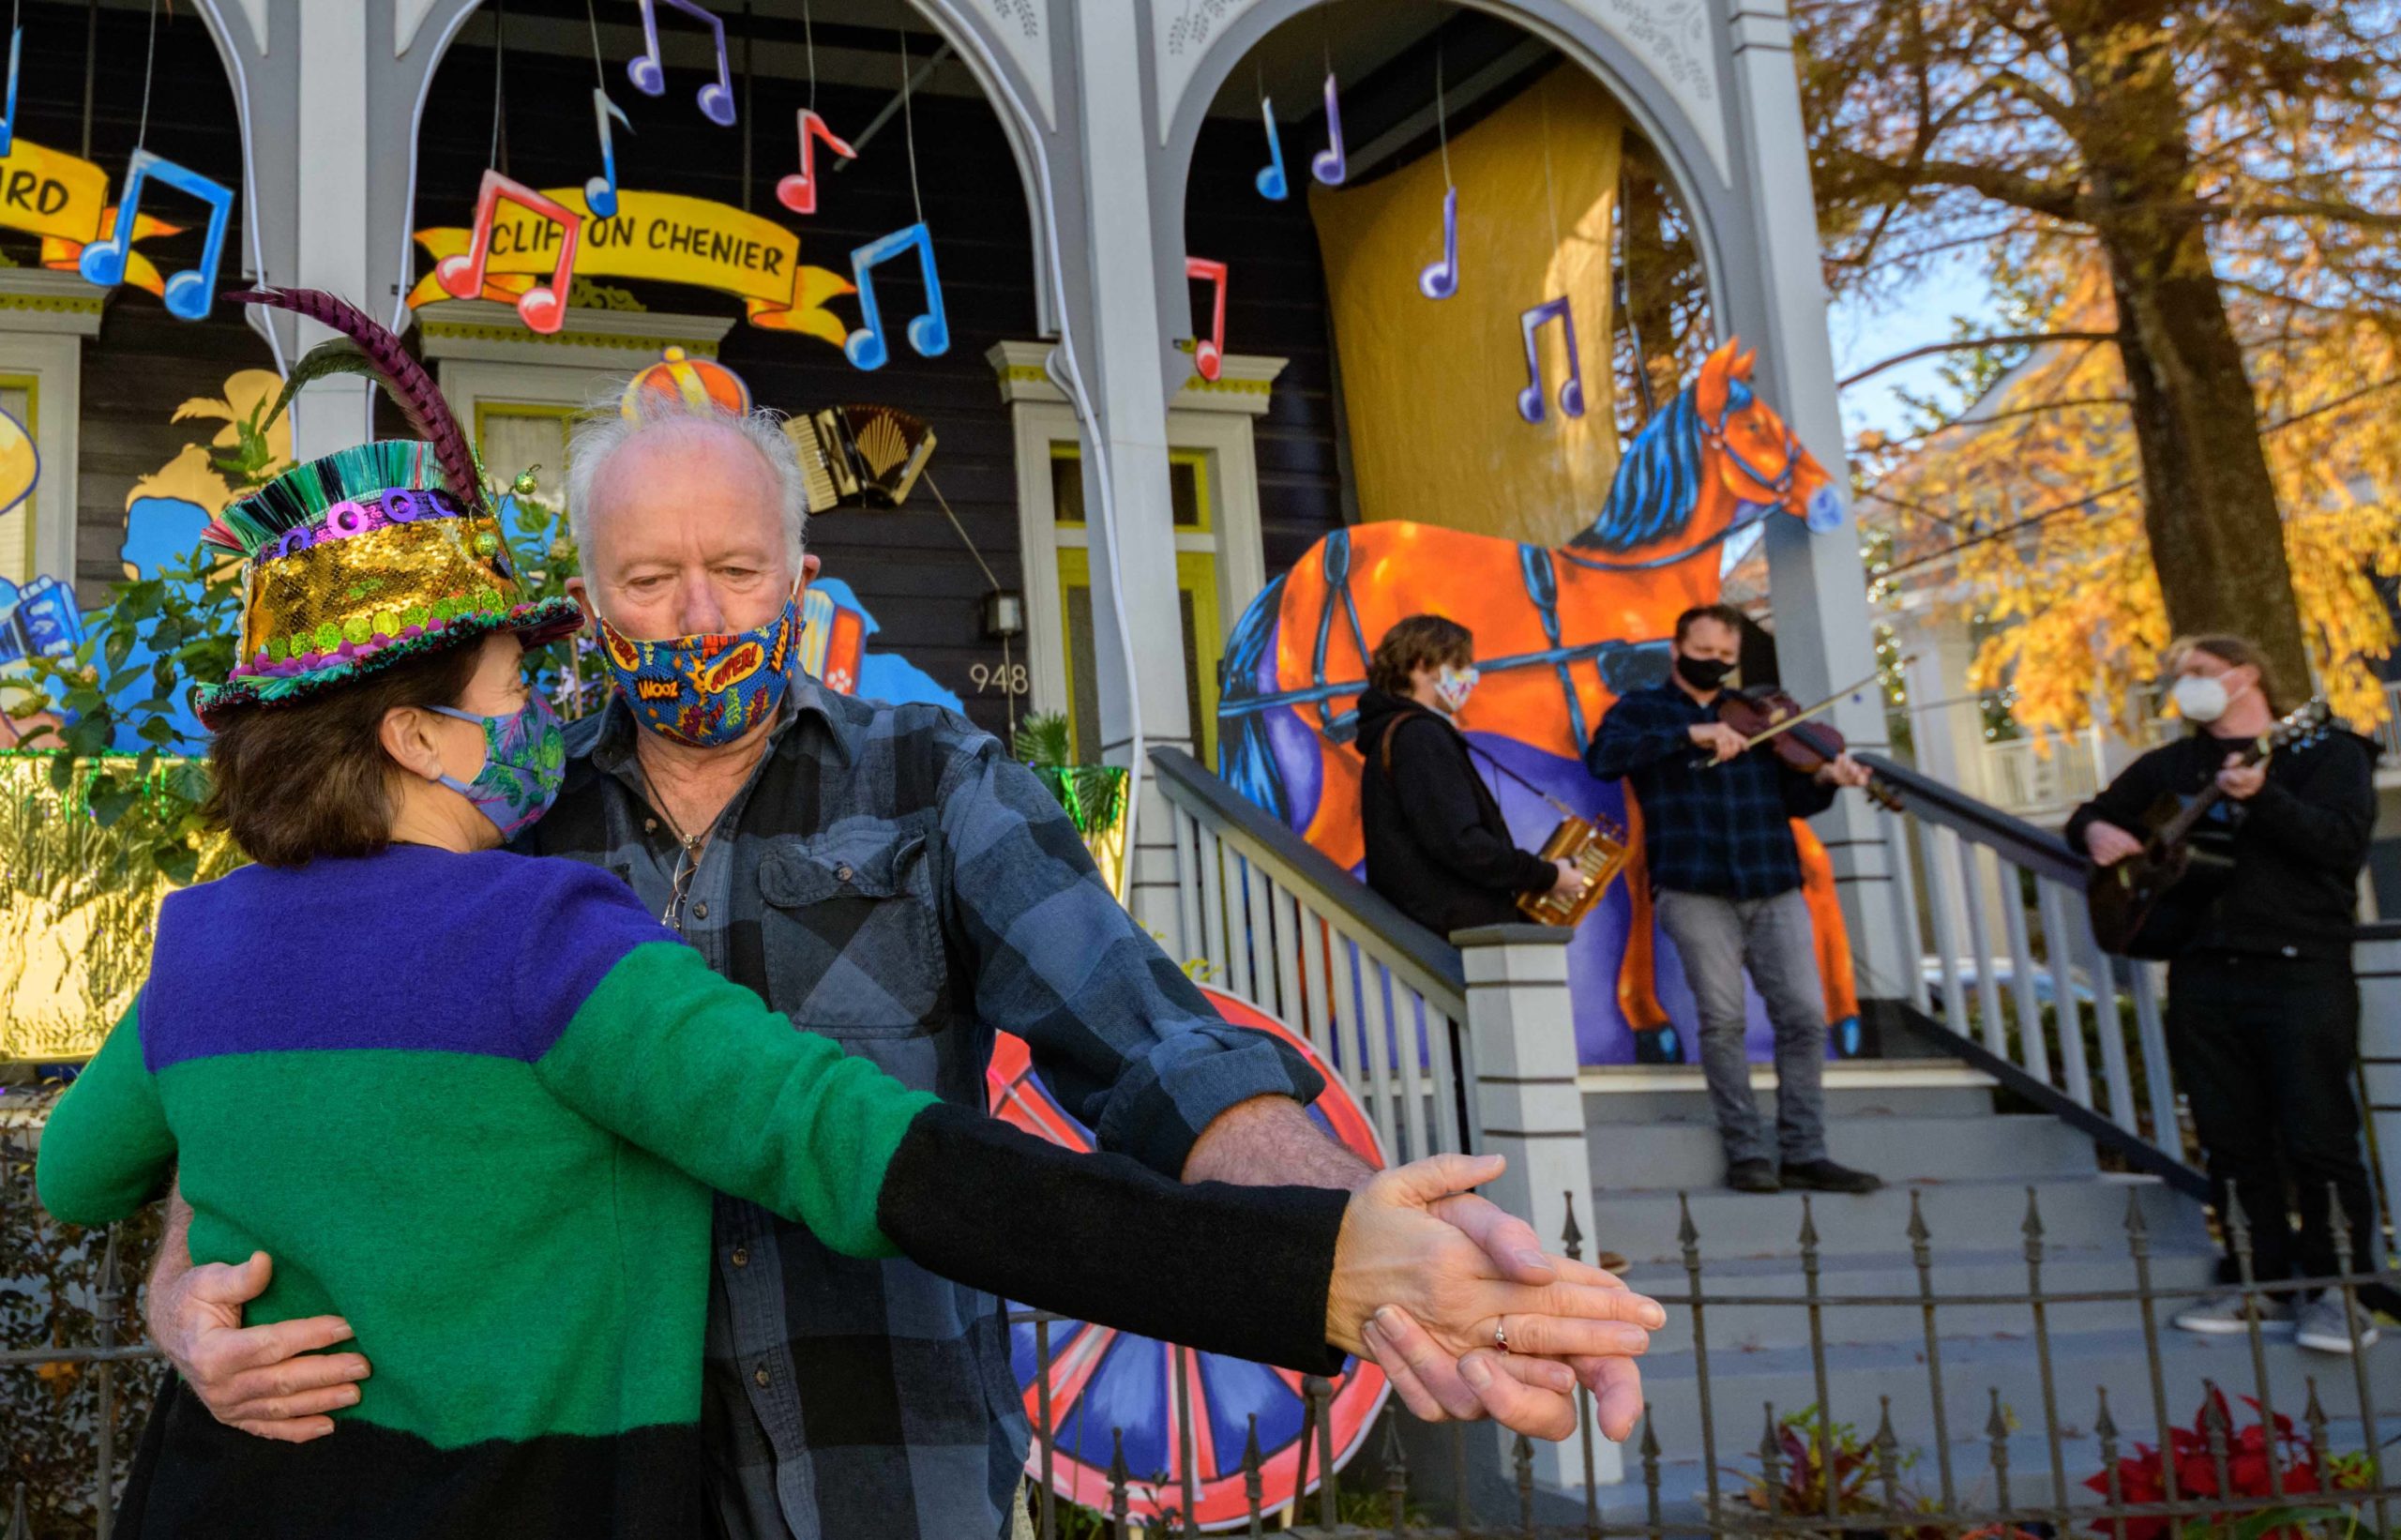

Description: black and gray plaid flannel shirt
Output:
[1582,681,1836,898]
[516,681,1323,1540]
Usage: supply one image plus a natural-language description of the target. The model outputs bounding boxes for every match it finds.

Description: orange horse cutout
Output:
[1217,340,1864,1064]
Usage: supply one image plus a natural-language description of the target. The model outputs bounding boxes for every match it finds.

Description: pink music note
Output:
[627,0,736,127]
[1517,296,1585,424]
[776,109,856,216]
[1185,257,1228,382]
[433,171,582,335]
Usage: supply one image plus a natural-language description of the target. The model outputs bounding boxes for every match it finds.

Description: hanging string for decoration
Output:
[899,27,924,227]
[739,0,754,211]
[583,0,606,88]
[132,0,158,150]
[489,0,508,176]
[1417,44,1458,299]
[1537,77,1562,258]
[804,0,817,113]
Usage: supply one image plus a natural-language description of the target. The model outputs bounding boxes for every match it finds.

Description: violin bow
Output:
[1724,657,1916,752]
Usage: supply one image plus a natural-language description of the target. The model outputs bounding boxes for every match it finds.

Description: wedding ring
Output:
[1493,1319,1511,1352]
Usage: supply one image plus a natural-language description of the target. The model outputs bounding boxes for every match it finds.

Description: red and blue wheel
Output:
[987,985,1390,1531]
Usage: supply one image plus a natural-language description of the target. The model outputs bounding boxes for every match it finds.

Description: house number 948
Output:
[971,662,1030,696]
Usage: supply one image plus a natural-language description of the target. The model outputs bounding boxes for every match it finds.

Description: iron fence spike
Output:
[2122,1185,2150,1246]
[2327,1180,2355,1258]
[1985,1386,2008,1442]
[1906,1187,1931,1248]
[2093,1385,2117,1443]
[2225,1186,2254,1257]
[1561,1187,1584,1261]
[1676,1191,1699,1252]
[1796,1193,1820,1253]
[2021,1185,2045,1246]
[1639,1407,1660,1461]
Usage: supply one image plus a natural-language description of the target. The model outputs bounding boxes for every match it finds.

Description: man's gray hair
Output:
[564,383,810,572]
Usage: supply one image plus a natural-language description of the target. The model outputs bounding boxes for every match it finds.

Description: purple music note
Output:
[1517,296,1585,424]
[627,0,735,128]
[1418,187,1458,300]
[1311,71,1346,186]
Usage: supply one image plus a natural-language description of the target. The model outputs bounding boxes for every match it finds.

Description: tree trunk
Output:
[2064,0,2313,696]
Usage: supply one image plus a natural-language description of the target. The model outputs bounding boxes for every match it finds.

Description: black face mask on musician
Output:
[1675,655,1735,692]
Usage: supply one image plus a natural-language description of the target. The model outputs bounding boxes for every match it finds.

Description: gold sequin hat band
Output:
[191,440,582,727]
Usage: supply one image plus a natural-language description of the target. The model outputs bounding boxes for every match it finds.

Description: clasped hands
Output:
[1333,1153,1663,1442]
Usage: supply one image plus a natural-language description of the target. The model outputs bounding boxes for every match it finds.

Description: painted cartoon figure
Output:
[1217,340,1861,1065]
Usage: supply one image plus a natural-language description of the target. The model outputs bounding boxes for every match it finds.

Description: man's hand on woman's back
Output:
[147,1185,372,1442]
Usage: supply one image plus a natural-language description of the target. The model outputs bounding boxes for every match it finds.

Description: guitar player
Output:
[2068,633,2383,1353]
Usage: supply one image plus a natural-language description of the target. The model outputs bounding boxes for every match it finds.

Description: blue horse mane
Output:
[1570,370,1751,554]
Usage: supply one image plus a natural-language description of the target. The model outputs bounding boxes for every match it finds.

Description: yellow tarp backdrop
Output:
[1308,66,1623,549]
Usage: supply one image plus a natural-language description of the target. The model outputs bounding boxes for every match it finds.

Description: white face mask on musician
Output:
[1434,666,1478,716]
[2171,673,2238,724]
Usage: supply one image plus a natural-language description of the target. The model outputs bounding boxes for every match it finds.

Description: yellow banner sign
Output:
[408,188,854,342]
[0,136,182,297]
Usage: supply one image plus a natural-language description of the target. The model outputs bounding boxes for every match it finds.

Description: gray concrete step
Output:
[1581,1069,1997,1127]
[1614,1242,2224,1353]
[1586,1111,2099,1192]
[1592,1173,2212,1265]
[1628,1318,2401,1451]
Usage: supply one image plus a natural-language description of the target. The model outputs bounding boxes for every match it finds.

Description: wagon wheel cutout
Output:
[988,985,1390,1531]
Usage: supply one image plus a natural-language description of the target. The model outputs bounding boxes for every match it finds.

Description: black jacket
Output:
[2064,720,2378,961]
[1354,689,1559,939]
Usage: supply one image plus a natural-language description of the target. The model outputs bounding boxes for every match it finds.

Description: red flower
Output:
[2085,1389,2321,1540]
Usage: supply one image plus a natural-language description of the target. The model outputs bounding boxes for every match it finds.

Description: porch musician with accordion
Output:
[1355,616,1597,940]
[2066,633,2383,1353]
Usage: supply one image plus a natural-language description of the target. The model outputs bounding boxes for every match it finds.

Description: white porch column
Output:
[288,1,376,460]
[1456,924,1621,1491]
[1727,0,1912,1002]
[1065,0,1194,940]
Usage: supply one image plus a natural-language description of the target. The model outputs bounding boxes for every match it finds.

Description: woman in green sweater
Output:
[34,292,1660,1539]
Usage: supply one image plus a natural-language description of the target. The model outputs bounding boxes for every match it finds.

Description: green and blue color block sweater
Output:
[36,844,1350,1538]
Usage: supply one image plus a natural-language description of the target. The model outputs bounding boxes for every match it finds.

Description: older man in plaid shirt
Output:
[143,395,1628,1540]
[1585,604,1882,1199]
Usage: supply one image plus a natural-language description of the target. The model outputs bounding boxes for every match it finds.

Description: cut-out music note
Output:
[776,109,856,217]
[433,170,582,335]
[0,27,20,159]
[1254,98,1287,201]
[1311,72,1347,186]
[1516,296,1585,424]
[843,222,949,371]
[627,0,736,128]
[1185,257,1228,382]
[585,88,633,219]
[79,148,234,323]
[1418,187,1459,300]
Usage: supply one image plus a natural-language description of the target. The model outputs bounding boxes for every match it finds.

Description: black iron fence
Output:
[9,1098,2401,1540]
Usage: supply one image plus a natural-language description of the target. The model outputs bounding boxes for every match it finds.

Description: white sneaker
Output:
[2295,1294,2382,1354]
[2173,1292,2293,1336]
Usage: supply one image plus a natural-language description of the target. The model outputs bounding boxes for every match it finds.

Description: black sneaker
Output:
[1782,1158,1883,1194]
[1726,1159,1781,1193]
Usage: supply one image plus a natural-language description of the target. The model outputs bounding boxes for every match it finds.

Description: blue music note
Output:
[80,149,234,323]
[0,27,21,159]
[1418,187,1459,300]
[627,0,736,128]
[843,222,949,371]
[1254,98,1287,201]
[1517,296,1585,424]
[1311,71,1347,186]
[585,88,633,218]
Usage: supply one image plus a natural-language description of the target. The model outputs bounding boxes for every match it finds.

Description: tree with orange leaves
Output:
[1797,0,2401,714]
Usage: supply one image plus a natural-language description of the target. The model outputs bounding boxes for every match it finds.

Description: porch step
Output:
[1615,1242,2224,1355]
[1590,1172,2211,1265]
[1627,1320,2401,1455]
[1585,1111,2098,1191]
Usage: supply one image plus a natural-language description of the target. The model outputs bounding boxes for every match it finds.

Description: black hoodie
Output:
[1353,688,1560,939]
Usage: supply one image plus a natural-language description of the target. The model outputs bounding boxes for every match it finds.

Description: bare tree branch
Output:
[1839,331,2120,388]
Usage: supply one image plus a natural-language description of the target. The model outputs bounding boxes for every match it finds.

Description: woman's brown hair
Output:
[1368,614,1474,696]
[201,643,486,867]
[2165,633,2288,717]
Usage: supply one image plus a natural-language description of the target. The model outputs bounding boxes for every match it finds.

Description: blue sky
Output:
[1826,249,1999,443]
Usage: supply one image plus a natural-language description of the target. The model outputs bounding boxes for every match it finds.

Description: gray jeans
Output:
[1654,887,1830,1168]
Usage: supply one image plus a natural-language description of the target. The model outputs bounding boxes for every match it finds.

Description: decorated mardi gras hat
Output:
[192,289,582,728]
